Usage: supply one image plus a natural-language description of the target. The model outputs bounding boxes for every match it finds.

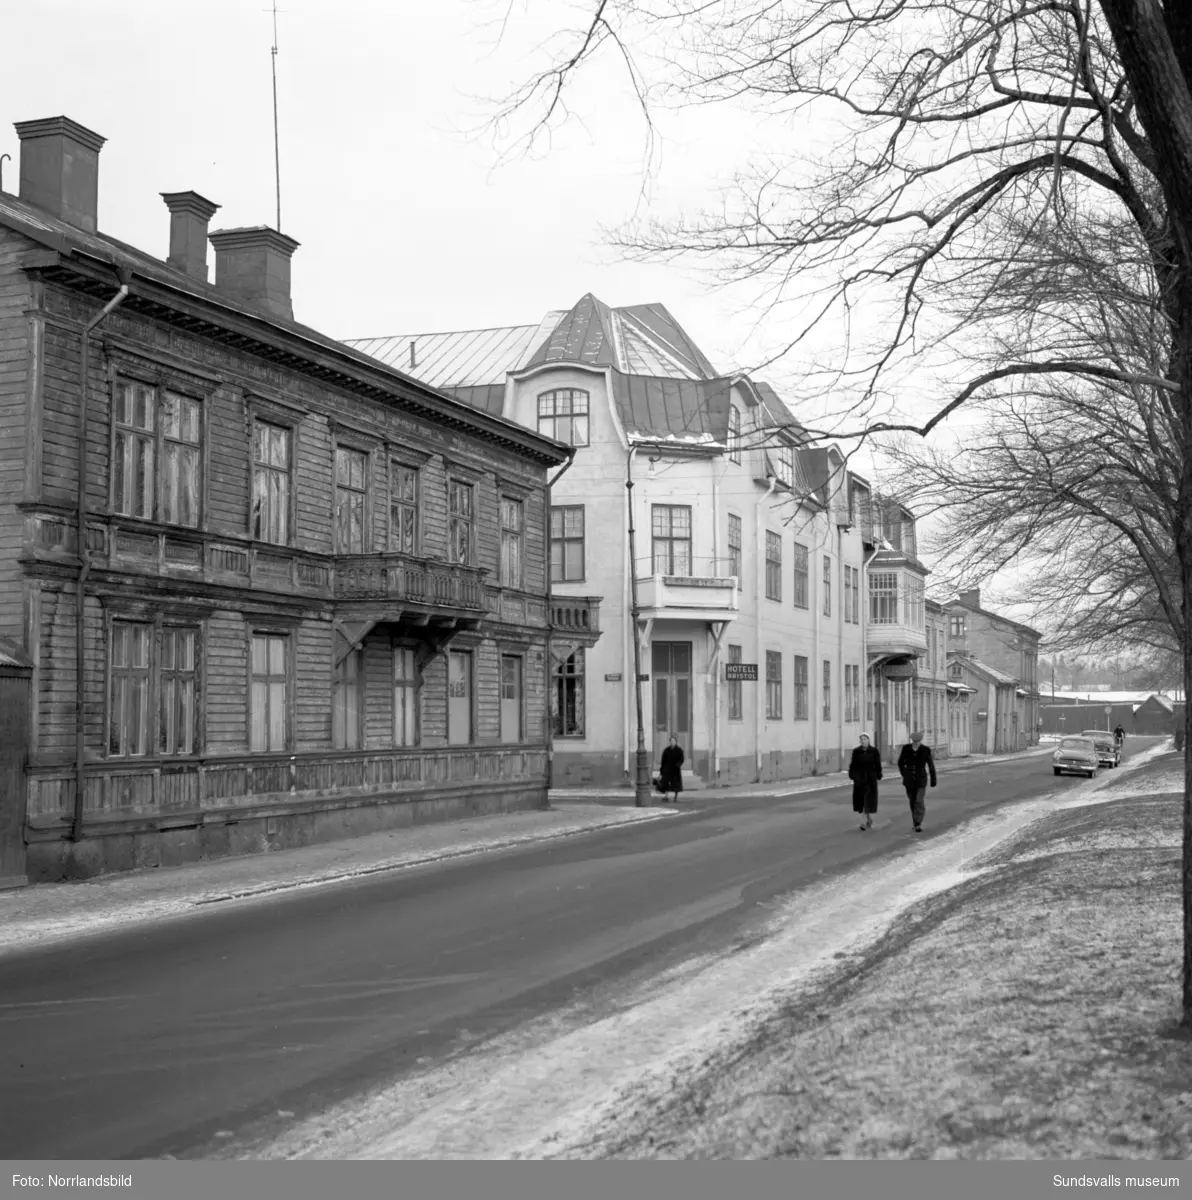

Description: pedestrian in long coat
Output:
[658,734,684,803]
[848,733,883,831]
[897,730,937,833]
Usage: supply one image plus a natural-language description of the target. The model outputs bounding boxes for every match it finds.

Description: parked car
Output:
[1081,729,1121,768]
[1053,736,1100,778]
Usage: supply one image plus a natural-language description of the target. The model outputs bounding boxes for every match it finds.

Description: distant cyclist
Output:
[1114,723,1126,749]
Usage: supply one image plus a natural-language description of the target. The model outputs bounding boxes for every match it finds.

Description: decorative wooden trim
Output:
[101,335,224,387]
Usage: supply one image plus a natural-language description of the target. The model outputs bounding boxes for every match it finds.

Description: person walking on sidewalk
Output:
[898,730,936,834]
[848,733,883,831]
[658,734,684,803]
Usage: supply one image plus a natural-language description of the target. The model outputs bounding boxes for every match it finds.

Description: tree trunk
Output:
[1178,308,1192,1023]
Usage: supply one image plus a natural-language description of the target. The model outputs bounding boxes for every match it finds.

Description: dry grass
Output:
[585,755,1192,1159]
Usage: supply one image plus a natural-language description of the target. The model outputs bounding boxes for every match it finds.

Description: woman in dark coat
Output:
[848,733,883,831]
[658,734,684,803]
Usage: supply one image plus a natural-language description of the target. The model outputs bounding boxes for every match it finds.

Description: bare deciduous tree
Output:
[492,0,1192,1017]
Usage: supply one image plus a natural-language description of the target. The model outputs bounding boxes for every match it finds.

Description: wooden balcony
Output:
[335,553,487,610]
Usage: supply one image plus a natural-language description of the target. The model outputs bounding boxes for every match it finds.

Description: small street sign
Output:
[604,673,623,682]
[1104,705,1112,714]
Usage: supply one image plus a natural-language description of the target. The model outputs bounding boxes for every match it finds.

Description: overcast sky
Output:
[5,1,1013,591]
[3,3,787,362]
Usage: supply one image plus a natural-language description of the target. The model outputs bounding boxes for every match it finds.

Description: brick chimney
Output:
[959,587,981,608]
[13,116,105,233]
[208,226,299,321]
[162,191,220,282]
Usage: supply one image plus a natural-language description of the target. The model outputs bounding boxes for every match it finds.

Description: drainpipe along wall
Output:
[544,447,577,791]
[73,275,131,843]
[754,476,777,781]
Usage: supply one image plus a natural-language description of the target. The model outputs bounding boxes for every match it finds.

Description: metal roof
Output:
[348,318,563,388]
[953,654,1019,687]
[348,293,752,443]
[0,191,569,466]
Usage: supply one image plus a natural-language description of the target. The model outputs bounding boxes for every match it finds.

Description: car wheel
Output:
[1087,770,1096,778]
[1053,767,1061,776]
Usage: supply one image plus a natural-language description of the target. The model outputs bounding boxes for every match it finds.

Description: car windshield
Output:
[1082,731,1111,741]
[1060,737,1094,750]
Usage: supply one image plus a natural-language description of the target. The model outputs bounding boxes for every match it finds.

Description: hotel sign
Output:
[725,663,758,681]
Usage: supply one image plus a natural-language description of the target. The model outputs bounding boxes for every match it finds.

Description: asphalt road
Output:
[0,740,1160,1159]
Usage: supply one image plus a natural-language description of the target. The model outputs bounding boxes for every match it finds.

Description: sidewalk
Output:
[0,803,681,957]
[548,745,1054,805]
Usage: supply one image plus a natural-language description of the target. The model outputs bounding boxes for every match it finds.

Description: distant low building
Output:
[944,588,1041,750]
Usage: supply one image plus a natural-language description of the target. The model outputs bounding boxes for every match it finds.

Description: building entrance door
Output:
[652,641,692,757]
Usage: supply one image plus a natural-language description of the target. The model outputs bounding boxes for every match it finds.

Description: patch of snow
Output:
[253,776,1110,1161]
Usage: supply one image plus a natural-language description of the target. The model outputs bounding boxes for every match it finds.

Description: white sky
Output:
[3,2,785,360]
[3,0,1001,586]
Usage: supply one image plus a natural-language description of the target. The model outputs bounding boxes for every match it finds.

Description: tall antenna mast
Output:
[270,0,282,230]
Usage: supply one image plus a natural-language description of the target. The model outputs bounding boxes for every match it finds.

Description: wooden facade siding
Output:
[295,623,333,748]
[0,224,579,879]
[26,745,549,826]
[0,236,28,646]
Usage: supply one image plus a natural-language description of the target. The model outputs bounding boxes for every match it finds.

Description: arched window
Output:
[728,405,741,462]
[537,389,590,447]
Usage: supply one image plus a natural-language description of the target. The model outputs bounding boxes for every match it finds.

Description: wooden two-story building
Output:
[0,116,589,883]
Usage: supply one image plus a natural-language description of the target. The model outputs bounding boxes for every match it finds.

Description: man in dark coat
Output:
[897,730,937,833]
[848,733,883,831]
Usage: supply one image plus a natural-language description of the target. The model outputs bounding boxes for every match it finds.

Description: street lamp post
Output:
[626,456,652,807]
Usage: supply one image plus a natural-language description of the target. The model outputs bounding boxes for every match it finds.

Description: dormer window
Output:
[537,389,590,447]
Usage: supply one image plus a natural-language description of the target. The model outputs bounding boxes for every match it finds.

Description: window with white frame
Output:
[902,575,925,629]
[822,659,832,720]
[550,506,585,582]
[794,655,809,721]
[950,612,966,638]
[448,480,475,565]
[552,647,585,737]
[390,461,419,554]
[793,543,809,608]
[728,513,742,582]
[393,644,419,747]
[108,620,200,759]
[500,654,523,743]
[500,497,524,588]
[728,405,741,463]
[159,626,198,756]
[113,383,203,528]
[108,621,152,758]
[870,572,899,624]
[776,444,794,486]
[250,632,290,752]
[652,505,692,576]
[335,446,369,554]
[332,646,363,749]
[251,421,292,545]
[537,389,590,446]
[823,556,832,617]
[766,651,782,720]
[765,531,782,601]
[447,649,473,745]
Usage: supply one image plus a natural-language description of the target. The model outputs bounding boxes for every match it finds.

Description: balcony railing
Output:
[335,554,487,609]
[550,597,601,635]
